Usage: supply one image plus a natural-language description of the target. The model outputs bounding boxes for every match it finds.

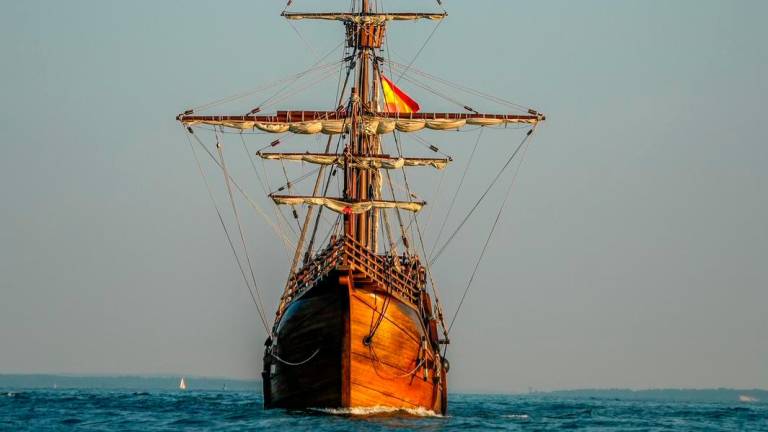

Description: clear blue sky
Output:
[1,0,766,393]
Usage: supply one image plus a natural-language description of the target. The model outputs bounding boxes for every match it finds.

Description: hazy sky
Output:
[1,0,766,393]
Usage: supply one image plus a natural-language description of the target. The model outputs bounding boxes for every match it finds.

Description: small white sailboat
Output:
[179,377,187,390]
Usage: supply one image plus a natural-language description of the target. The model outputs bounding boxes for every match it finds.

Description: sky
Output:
[1,0,766,393]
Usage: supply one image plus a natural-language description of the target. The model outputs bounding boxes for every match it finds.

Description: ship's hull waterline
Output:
[263,270,447,414]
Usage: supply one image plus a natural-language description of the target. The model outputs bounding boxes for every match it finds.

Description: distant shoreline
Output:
[534,388,766,404]
[1,374,764,404]
[0,374,260,392]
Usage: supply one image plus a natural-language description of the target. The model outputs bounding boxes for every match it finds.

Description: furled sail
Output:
[271,195,425,214]
[282,12,447,24]
[178,111,542,135]
[258,152,450,170]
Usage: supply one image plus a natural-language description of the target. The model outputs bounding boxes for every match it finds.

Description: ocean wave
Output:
[2,391,766,430]
[312,405,443,417]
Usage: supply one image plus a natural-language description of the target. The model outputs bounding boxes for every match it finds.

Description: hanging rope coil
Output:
[269,348,320,366]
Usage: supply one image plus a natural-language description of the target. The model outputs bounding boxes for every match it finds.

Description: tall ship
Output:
[177,0,544,415]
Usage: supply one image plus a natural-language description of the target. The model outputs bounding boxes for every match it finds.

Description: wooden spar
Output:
[177,111,543,123]
[257,152,450,166]
[281,12,447,22]
[270,195,426,211]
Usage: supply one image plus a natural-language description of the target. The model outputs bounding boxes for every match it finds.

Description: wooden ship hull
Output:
[262,238,447,414]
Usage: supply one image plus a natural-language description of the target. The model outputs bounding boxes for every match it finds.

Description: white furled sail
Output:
[178,111,541,135]
[271,195,425,214]
[257,153,450,170]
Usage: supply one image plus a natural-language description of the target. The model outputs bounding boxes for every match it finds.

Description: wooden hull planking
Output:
[263,269,446,414]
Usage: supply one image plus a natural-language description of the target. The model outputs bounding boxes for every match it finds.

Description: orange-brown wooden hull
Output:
[263,270,447,414]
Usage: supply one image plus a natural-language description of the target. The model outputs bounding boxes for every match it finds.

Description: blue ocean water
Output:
[1,390,766,431]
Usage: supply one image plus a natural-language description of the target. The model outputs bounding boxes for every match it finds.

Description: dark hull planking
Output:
[263,269,446,414]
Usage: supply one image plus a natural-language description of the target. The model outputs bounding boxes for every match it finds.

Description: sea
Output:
[1,378,767,431]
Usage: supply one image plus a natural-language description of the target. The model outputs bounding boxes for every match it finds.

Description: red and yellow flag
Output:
[380,75,420,113]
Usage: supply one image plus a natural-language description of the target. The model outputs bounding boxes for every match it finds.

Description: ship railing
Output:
[342,237,421,304]
[284,238,346,302]
[282,236,423,306]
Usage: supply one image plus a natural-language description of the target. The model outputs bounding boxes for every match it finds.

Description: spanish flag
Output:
[381,75,420,113]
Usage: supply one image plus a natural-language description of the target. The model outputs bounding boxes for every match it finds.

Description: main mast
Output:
[346,0,379,250]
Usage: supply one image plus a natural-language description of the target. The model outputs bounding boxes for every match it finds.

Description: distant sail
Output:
[179,377,187,390]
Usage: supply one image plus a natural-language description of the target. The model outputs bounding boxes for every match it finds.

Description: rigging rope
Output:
[190,60,341,113]
[281,0,293,14]
[391,130,449,337]
[398,73,469,111]
[258,66,342,111]
[394,18,443,85]
[278,159,303,232]
[447,133,533,335]
[215,132,270,331]
[273,39,355,326]
[257,147,299,239]
[187,128,296,252]
[272,166,323,194]
[184,129,270,333]
[409,133,453,160]
[368,343,428,379]
[365,284,393,344]
[421,159,448,234]
[304,135,343,258]
[429,128,482,260]
[384,165,411,253]
[299,46,355,265]
[239,133,293,263]
[386,59,533,113]
[287,18,318,59]
[430,127,536,266]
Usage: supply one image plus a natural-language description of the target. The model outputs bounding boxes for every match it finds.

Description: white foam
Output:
[312,405,442,417]
[739,395,759,402]
[503,413,530,420]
